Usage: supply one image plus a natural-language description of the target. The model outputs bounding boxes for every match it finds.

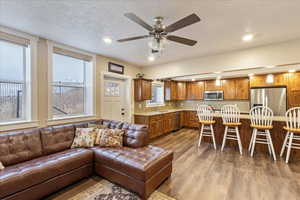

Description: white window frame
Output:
[146,81,165,107]
[47,41,96,123]
[0,26,39,130]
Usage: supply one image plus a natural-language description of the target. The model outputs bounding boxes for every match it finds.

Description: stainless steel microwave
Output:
[204,91,224,101]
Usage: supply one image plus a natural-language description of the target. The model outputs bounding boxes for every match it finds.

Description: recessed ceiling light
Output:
[148,55,155,62]
[191,78,195,81]
[288,69,296,73]
[215,71,222,74]
[242,34,254,42]
[103,37,112,44]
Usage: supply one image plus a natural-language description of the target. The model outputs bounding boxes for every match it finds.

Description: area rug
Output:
[68,179,175,200]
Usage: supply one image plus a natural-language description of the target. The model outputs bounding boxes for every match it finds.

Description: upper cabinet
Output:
[176,82,187,100]
[288,72,300,107]
[222,78,249,100]
[204,80,223,91]
[134,79,152,101]
[186,81,204,100]
[164,80,177,101]
[249,73,289,88]
[235,78,249,100]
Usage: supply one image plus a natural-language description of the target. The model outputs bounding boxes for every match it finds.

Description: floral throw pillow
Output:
[0,161,4,170]
[98,129,124,147]
[71,128,97,148]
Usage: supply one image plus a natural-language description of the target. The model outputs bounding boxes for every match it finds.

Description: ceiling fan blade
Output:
[124,13,153,31]
[165,13,201,33]
[167,35,197,46]
[117,35,149,42]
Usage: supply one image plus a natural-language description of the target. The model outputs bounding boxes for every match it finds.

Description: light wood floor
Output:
[48,128,300,200]
[154,129,300,200]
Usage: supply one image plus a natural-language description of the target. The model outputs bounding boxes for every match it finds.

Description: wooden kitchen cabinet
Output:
[222,78,249,100]
[222,79,236,100]
[288,72,300,107]
[250,73,288,88]
[134,79,152,101]
[235,78,249,100]
[204,80,222,91]
[164,80,177,101]
[186,81,204,100]
[176,82,187,100]
[134,112,181,139]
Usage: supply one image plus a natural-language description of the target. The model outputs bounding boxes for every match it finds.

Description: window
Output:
[51,51,93,118]
[0,40,30,123]
[146,82,165,107]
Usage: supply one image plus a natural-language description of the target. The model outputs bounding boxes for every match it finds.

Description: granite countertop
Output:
[134,109,286,122]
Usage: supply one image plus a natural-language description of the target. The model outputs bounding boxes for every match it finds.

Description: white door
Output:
[102,77,127,122]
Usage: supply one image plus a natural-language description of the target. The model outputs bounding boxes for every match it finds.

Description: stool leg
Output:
[267,130,276,161]
[198,124,204,147]
[286,132,294,163]
[249,130,254,152]
[221,126,228,152]
[266,130,272,156]
[251,128,257,157]
[280,132,289,157]
[210,124,217,150]
[236,126,243,155]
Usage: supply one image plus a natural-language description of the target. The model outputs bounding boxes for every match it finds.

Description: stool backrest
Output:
[221,105,240,123]
[197,105,214,121]
[285,107,300,129]
[250,106,273,127]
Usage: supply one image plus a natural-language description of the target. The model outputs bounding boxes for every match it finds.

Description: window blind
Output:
[0,31,30,47]
[53,46,93,62]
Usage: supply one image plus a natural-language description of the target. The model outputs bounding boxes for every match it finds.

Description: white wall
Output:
[142,39,300,79]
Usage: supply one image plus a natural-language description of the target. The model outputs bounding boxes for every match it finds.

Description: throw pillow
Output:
[98,129,124,147]
[95,128,106,145]
[0,161,4,170]
[71,128,97,148]
[88,123,108,129]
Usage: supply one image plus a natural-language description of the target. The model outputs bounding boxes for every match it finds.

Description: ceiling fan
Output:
[117,13,201,54]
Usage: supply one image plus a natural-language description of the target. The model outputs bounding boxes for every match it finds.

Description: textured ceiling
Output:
[1,0,300,67]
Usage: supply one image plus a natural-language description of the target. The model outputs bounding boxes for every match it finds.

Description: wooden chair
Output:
[249,106,276,160]
[221,105,243,154]
[280,107,300,163]
[197,105,216,149]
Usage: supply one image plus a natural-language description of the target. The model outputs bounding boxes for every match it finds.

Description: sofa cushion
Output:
[40,124,75,155]
[121,123,148,148]
[0,148,93,199]
[0,129,43,166]
[93,145,173,181]
[101,120,148,148]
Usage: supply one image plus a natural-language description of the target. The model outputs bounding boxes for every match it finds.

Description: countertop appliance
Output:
[204,91,224,101]
[250,86,287,116]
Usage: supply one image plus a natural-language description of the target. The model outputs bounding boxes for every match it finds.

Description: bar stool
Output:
[221,105,243,155]
[280,107,300,163]
[249,106,276,161]
[197,105,216,149]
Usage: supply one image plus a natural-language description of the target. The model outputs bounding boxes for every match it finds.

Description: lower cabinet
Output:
[134,112,181,139]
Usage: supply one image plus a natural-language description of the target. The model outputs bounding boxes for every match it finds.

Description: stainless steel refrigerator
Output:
[250,87,287,116]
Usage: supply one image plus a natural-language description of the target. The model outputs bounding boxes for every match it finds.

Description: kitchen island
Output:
[135,109,300,159]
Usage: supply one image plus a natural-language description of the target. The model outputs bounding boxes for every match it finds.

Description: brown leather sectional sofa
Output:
[0,120,173,200]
